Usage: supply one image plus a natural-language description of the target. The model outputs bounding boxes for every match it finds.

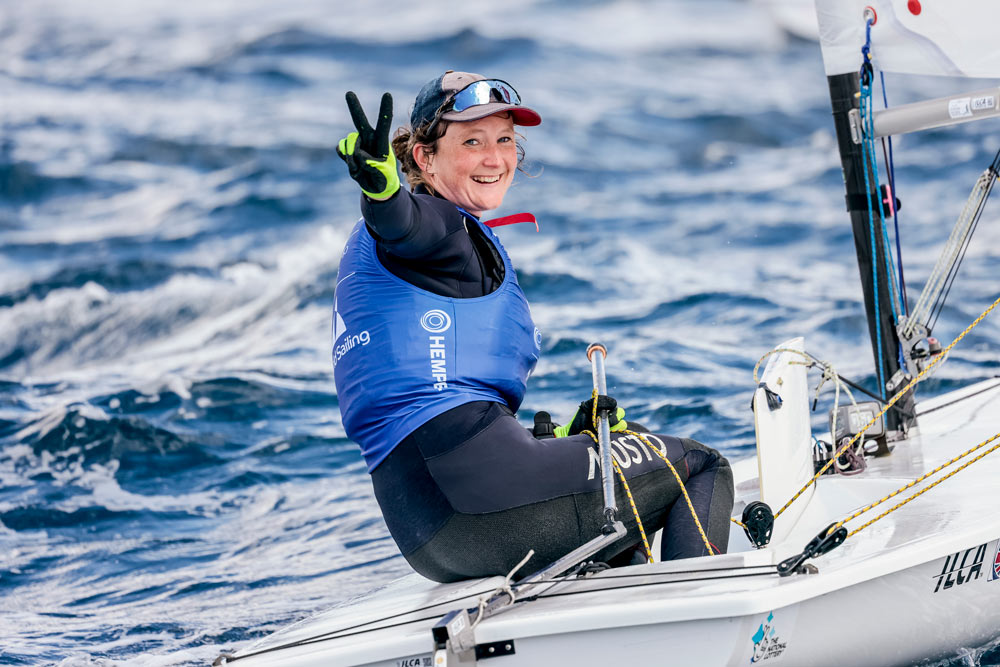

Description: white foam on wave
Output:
[5,220,347,402]
[2,400,391,662]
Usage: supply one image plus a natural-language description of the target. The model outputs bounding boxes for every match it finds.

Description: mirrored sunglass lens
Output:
[451,80,520,112]
[492,82,519,105]
[451,82,492,112]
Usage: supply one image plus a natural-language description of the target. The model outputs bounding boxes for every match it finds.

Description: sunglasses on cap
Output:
[426,79,523,135]
[448,79,521,112]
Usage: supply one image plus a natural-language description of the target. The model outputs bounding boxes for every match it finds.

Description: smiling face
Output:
[414,113,517,216]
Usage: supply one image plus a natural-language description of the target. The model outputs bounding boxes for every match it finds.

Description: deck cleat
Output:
[777,523,848,577]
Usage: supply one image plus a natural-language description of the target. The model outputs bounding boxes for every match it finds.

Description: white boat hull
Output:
[223,371,1000,667]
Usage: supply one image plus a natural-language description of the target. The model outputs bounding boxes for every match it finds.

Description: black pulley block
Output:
[741,500,774,549]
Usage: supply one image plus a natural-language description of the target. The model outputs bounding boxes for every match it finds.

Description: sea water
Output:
[1,0,999,664]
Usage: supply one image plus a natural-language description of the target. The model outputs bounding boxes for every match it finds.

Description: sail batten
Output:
[815,1,1000,78]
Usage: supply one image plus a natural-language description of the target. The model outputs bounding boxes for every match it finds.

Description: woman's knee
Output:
[678,437,731,477]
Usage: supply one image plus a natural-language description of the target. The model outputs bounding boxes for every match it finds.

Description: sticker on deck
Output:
[750,611,789,663]
[395,655,432,667]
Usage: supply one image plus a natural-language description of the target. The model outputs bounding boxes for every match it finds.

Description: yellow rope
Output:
[585,388,652,560]
[611,458,653,562]
[582,426,717,558]
[590,387,715,555]
[581,429,652,562]
[623,429,717,556]
[773,293,1000,520]
[841,431,1000,537]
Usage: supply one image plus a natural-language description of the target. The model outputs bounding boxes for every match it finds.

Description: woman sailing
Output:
[334,71,734,582]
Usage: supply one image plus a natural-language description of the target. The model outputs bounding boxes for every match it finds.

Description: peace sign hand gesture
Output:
[337,92,400,200]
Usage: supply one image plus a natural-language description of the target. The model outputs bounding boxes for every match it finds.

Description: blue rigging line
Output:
[880,71,908,316]
[865,96,906,370]
[859,90,886,397]
[865,81,904,323]
[860,18,887,399]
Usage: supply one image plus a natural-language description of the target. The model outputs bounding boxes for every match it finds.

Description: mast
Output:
[813,0,1000,434]
[827,72,916,434]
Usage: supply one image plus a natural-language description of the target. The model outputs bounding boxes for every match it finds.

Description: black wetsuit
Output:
[359,187,734,583]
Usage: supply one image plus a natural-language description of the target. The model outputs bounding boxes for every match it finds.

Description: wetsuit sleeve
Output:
[358,188,501,298]
[360,189,463,260]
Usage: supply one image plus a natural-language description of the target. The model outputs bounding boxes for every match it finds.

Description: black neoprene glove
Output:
[337,92,400,200]
[555,395,627,437]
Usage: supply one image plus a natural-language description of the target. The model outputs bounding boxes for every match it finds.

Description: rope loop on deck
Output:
[471,548,534,629]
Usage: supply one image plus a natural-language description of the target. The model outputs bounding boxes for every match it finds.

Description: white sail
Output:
[815,0,1000,77]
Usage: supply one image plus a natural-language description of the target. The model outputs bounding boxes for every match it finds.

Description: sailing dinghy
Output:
[217,2,1000,665]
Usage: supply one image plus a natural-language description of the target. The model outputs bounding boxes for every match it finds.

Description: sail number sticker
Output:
[972,95,997,112]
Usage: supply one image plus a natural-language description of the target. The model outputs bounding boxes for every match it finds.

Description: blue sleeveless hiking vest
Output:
[333,214,540,472]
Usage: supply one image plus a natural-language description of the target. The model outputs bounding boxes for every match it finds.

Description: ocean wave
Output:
[4,400,217,473]
[515,270,599,302]
[0,159,122,204]
[233,26,541,65]
[0,260,212,308]
[0,505,197,532]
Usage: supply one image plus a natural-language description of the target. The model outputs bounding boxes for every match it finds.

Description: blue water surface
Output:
[2,0,999,664]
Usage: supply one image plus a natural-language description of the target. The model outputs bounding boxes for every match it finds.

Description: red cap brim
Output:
[441,102,542,126]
